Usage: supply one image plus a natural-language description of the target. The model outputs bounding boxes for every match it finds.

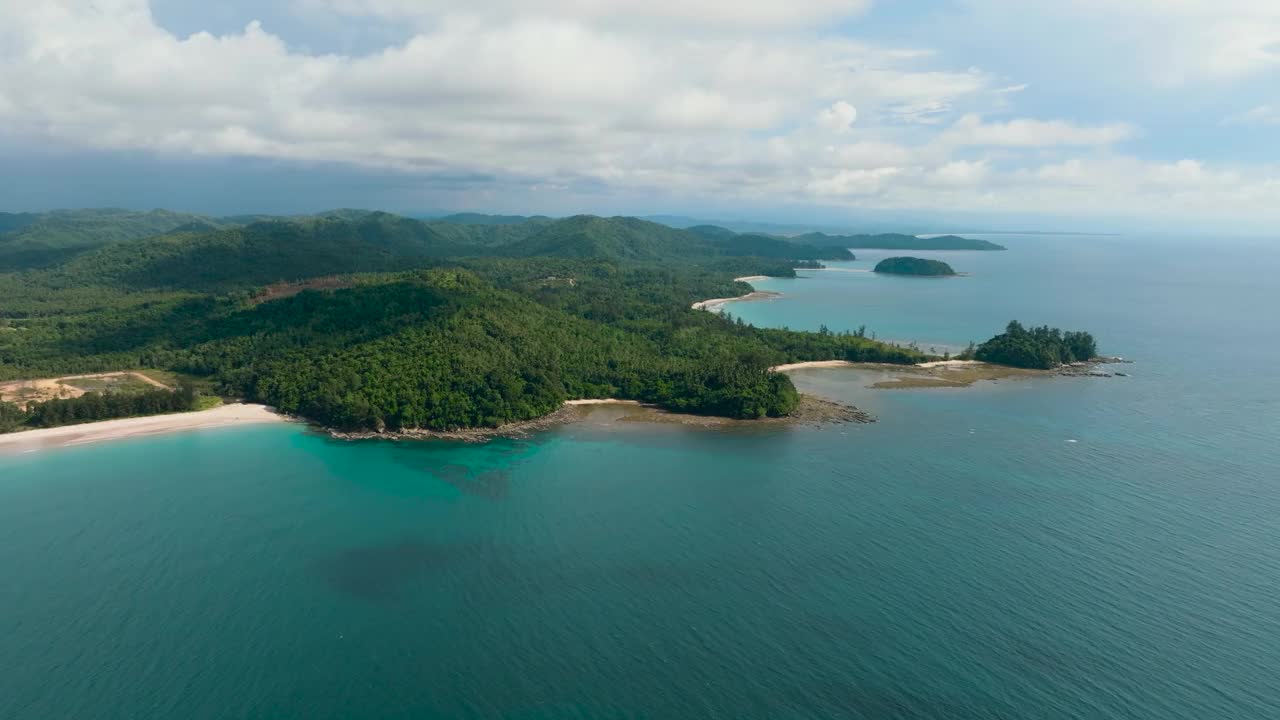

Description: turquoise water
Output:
[3,236,1279,719]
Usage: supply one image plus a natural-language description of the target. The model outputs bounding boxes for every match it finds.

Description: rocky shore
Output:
[1056,357,1133,378]
[326,403,592,443]
[327,394,873,444]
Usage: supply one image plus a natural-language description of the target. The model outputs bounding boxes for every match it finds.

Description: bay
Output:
[3,235,1279,719]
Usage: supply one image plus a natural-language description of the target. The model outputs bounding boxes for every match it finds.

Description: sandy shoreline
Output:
[770,358,1090,389]
[770,360,856,372]
[563,398,643,406]
[0,403,287,453]
[691,291,782,311]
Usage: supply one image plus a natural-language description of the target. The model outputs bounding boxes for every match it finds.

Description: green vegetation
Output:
[974,321,1098,369]
[3,383,201,432]
[0,400,26,433]
[436,212,550,226]
[873,257,957,276]
[0,211,929,434]
[0,209,232,272]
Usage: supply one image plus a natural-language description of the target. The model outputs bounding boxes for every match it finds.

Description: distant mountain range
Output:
[0,208,1005,281]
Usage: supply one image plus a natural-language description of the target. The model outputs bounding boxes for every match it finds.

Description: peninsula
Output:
[1,209,1102,439]
[0,210,928,436]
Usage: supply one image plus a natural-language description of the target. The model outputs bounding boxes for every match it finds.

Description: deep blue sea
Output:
[3,235,1279,719]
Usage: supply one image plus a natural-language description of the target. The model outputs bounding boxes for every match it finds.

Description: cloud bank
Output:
[1,0,1278,226]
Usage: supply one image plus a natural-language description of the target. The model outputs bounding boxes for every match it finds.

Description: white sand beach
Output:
[563,399,643,406]
[691,291,781,311]
[769,360,856,372]
[0,403,287,453]
[913,360,984,369]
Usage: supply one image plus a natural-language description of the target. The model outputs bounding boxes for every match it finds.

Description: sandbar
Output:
[770,359,1046,388]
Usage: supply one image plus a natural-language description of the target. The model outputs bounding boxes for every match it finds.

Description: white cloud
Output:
[302,0,872,28]
[941,114,1136,147]
[816,101,858,133]
[808,167,902,197]
[1,0,1277,226]
[1223,104,1280,126]
[929,160,989,187]
[959,0,1280,85]
[0,1,991,178]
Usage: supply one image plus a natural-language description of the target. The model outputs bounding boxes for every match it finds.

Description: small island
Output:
[971,321,1098,369]
[873,257,957,276]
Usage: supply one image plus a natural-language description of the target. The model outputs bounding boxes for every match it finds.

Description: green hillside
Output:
[41,213,475,292]
[508,216,851,262]
[0,208,229,271]
[436,213,550,226]
[504,216,707,260]
[1,209,937,433]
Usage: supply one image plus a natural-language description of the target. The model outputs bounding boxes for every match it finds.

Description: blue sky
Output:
[2,1,1278,232]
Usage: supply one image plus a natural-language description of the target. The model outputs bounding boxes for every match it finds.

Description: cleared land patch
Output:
[0,371,171,409]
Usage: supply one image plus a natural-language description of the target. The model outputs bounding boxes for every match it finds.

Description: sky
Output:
[1,0,1278,232]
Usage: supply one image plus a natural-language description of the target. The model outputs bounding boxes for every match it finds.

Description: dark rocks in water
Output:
[329,403,585,443]
[315,538,489,602]
[433,464,511,499]
[1056,358,1131,378]
[785,395,874,426]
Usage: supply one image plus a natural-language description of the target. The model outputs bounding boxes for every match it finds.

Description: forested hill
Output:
[6,213,853,295]
[436,213,551,226]
[0,208,233,271]
[1,262,927,431]
[40,214,472,293]
[507,216,852,262]
[0,212,39,234]
[0,208,936,433]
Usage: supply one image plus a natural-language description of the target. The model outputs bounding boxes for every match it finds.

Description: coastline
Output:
[563,398,643,406]
[2,358,1125,453]
[772,359,1044,387]
[0,403,287,454]
[774,358,1121,389]
[329,394,873,443]
[691,290,782,311]
[0,393,874,453]
[770,360,856,372]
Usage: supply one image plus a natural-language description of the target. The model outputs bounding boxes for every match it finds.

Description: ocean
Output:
[3,235,1279,719]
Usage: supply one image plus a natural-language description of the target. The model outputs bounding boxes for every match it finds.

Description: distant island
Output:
[789,232,1005,251]
[874,257,957,276]
[424,214,1005,251]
